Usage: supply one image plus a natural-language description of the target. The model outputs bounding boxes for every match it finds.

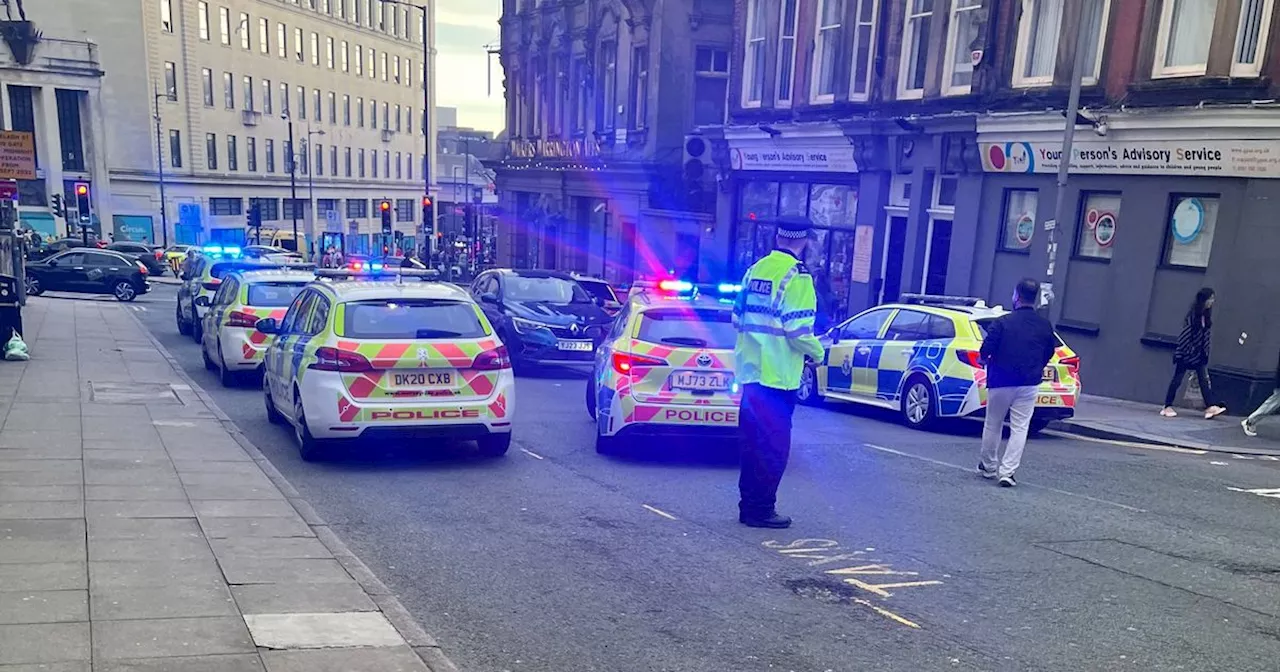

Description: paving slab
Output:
[88,559,227,589]
[91,616,256,660]
[85,485,189,501]
[88,538,215,563]
[219,559,354,585]
[259,646,431,672]
[87,517,203,541]
[199,516,314,539]
[0,460,81,474]
[243,612,404,650]
[210,537,333,561]
[0,563,86,591]
[0,446,83,460]
[0,432,81,450]
[90,585,239,621]
[0,537,84,565]
[0,485,82,502]
[94,653,265,672]
[178,472,275,489]
[0,502,85,520]
[0,590,88,625]
[0,662,90,672]
[192,500,300,519]
[229,583,378,615]
[85,500,195,519]
[183,483,287,501]
[0,622,90,665]
[82,466,179,487]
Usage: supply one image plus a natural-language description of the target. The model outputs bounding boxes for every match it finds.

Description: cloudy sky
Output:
[435,1,504,133]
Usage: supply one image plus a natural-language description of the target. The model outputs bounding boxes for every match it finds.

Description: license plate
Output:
[671,370,732,391]
[1042,367,1056,382]
[557,340,593,352]
[391,371,453,388]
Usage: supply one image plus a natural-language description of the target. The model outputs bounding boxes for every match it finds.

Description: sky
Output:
[435,0,504,133]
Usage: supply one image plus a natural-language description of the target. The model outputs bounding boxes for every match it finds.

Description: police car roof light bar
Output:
[900,293,988,309]
[656,279,694,293]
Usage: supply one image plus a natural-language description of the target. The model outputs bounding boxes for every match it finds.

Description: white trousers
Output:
[981,385,1038,478]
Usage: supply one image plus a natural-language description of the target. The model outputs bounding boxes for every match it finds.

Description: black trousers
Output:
[738,383,797,518]
[1164,361,1216,407]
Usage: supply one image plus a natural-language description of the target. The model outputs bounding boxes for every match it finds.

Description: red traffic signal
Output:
[379,200,391,211]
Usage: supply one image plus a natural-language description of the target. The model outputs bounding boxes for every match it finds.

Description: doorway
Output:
[922,218,952,295]
[880,215,907,304]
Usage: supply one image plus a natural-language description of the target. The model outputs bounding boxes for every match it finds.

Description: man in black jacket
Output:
[978,278,1058,487]
[1241,350,1280,437]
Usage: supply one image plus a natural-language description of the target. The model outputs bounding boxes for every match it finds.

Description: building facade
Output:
[710,0,1280,410]
[494,0,735,285]
[7,0,438,253]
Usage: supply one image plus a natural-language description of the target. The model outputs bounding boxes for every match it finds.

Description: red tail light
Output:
[1059,355,1080,376]
[612,351,667,375]
[309,347,373,372]
[135,261,149,275]
[956,349,983,368]
[472,345,512,370]
[154,250,164,260]
[226,310,259,328]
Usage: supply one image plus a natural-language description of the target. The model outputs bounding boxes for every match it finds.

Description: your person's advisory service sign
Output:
[980,139,1280,179]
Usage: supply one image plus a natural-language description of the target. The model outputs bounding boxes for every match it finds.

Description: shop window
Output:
[1163,195,1218,269]
[1000,188,1038,252]
[943,0,983,95]
[742,0,767,107]
[1075,192,1120,260]
[777,0,799,106]
[808,184,856,227]
[898,0,933,99]
[1153,0,1216,78]
[739,181,778,221]
[779,183,808,217]
[1233,0,1275,76]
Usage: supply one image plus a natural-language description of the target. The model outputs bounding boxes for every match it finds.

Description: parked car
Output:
[24,249,150,301]
[107,241,167,276]
[572,274,623,316]
[470,269,613,369]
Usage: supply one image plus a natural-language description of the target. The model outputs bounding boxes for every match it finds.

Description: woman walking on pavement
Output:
[1241,350,1280,437]
[1161,287,1227,419]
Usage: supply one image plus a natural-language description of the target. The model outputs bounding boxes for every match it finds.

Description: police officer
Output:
[732,216,825,528]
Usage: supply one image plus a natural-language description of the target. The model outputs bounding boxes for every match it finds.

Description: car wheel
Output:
[585,378,597,419]
[293,389,325,462]
[477,433,511,457]
[113,280,136,302]
[900,375,938,430]
[175,302,191,336]
[23,274,42,296]
[797,364,823,406]
[1028,416,1052,437]
[263,376,284,425]
[217,342,237,387]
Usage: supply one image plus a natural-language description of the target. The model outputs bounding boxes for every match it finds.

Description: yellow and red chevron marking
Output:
[337,396,359,422]
[340,369,499,400]
[487,392,507,419]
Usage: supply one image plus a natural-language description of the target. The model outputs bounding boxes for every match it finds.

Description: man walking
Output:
[1242,349,1280,437]
[978,278,1057,487]
[732,217,826,528]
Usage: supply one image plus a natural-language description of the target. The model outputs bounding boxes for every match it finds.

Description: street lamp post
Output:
[382,0,432,256]
[303,126,325,260]
[283,113,299,252]
[152,84,169,248]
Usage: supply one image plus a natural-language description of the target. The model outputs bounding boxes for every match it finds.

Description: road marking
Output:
[641,504,678,520]
[1041,429,1206,454]
[519,448,544,460]
[854,597,921,629]
[861,443,1148,513]
[1209,461,1229,466]
[1227,487,1280,499]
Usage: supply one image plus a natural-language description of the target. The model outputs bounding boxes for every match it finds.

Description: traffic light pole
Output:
[286,115,299,252]
[382,0,433,258]
[153,84,169,248]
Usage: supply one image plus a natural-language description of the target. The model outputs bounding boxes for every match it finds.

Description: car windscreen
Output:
[974,317,1066,347]
[578,280,618,303]
[637,307,736,350]
[504,276,593,304]
[247,282,306,307]
[342,299,487,339]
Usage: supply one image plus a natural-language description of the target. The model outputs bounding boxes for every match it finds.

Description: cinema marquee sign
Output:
[508,138,602,160]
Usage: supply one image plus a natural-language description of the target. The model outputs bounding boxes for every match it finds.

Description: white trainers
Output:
[1242,419,1258,437]
[1205,405,1226,419]
[1160,407,1178,418]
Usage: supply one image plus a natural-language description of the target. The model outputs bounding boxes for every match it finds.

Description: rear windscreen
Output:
[342,300,487,340]
[247,282,305,307]
[638,308,736,350]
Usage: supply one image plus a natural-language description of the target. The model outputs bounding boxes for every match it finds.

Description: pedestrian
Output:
[1160,287,1226,419]
[978,278,1058,488]
[1241,349,1280,437]
[731,216,826,529]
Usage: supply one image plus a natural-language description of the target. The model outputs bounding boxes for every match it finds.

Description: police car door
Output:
[203,277,239,352]
[878,309,931,402]
[268,290,317,400]
[828,308,894,397]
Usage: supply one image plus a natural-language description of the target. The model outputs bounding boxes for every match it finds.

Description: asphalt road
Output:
[124,285,1280,672]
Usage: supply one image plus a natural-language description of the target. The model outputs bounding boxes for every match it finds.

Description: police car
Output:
[256,268,514,461]
[798,294,1080,434]
[175,245,281,342]
[196,268,314,386]
[587,280,741,454]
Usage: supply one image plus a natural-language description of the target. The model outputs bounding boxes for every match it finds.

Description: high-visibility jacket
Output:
[732,249,825,391]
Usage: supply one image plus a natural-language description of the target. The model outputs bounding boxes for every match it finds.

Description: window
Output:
[885,310,931,341]
[629,46,649,128]
[771,0,798,106]
[849,0,878,98]
[242,76,253,111]
[247,137,258,171]
[1080,0,1111,83]
[311,32,320,66]
[277,23,287,58]
[262,80,272,114]
[313,89,322,121]
[223,72,234,108]
[1233,0,1274,76]
[597,41,617,130]
[219,7,231,45]
[164,62,178,101]
[694,48,729,126]
[251,198,279,220]
[394,104,402,131]
[258,17,269,54]
[161,0,174,32]
[168,130,182,168]
[355,43,364,76]
[295,27,304,62]
[1164,195,1218,268]
[328,92,337,124]
[372,148,379,177]
[315,144,323,176]
[394,152,402,179]
[266,139,276,173]
[810,0,839,103]
[330,146,338,176]
[382,101,389,129]
[380,52,388,81]
[205,133,218,169]
[898,0,933,98]
[1013,0,1063,86]
[344,147,352,176]
[395,198,412,221]
[297,86,306,119]
[227,135,238,170]
[340,41,350,72]
[358,148,366,177]
[201,69,214,106]
[369,48,377,78]
[343,95,351,125]
[383,150,390,177]
[279,82,289,115]
[1076,192,1120,260]
[239,12,250,49]
[339,0,346,19]
[394,55,401,83]
[1154,0,1217,77]
[1000,189,1038,252]
[347,197,366,218]
[742,0,767,106]
[285,140,294,173]
[210,197,242,216]
[326,36,335,68]
[357,96,365,126]
[371,99,378,129]
[943,0,983,94]
[840,309,892,340]
[406,58,413,88]
[198,1,210,40]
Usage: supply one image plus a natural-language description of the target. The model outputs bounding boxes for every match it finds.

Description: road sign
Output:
[0,131,36,180]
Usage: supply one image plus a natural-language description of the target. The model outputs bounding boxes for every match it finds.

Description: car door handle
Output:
[857,346,871,355]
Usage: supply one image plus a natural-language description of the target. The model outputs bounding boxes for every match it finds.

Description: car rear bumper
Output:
[601,401,740,438]
[299,371,515,439]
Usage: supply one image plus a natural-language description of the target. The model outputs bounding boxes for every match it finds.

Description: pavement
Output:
[1055,394,1280,456]
[115,283,1280,672]
[0,297,454,671]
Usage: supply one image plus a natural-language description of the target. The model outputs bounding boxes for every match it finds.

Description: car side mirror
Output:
[826,327,840,344]
[479,292,498,304]
[193,296,211,308]
[47,259,58,266]
[255,318,280,335]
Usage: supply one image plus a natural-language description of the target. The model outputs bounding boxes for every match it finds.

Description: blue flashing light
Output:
[369,262,384,272]
[657,279,694,293]
[202,244,223,255]
[731,382,740,394]
[222,246,241,258]
[717,283,742,294]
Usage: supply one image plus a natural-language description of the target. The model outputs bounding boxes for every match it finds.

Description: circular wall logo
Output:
[988,145,1007,170]
[1171,198,1204,243]
[1015,214,1035,245]
[1094,212,1117,247]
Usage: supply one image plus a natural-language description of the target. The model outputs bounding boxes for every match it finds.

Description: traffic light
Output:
[73,182,91,224]
[379,200,392,236]
[50,194,64,218]
[246,203,262,242]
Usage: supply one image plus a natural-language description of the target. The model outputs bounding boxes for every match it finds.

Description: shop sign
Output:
[507,138,601,160]
[980,139,1280,179]
[729,146,857,173]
